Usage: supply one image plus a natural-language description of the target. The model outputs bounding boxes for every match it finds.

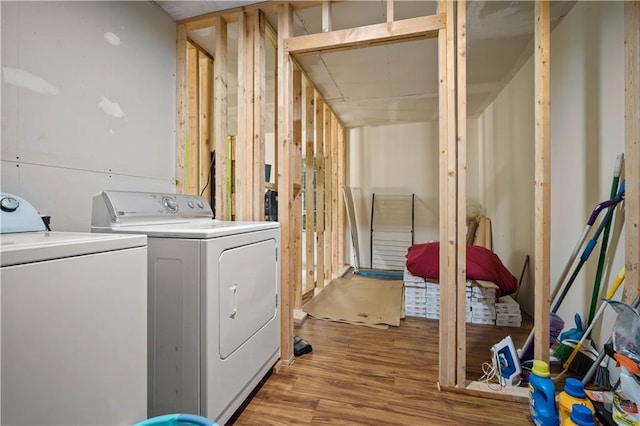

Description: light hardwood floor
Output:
[228,315,536,425]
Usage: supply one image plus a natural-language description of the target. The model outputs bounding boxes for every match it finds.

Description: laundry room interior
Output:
[1,1,639,425]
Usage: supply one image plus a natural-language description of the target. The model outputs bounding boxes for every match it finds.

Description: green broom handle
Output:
[588,154,624,324]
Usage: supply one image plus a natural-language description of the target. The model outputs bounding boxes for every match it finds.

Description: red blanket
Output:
[405,242,518,296]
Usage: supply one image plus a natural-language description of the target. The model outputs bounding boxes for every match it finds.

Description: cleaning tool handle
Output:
[552,185,625,312]
[580,240,597,262]
[588,158,623,324]
[614,153,624,177]
[520,185,625,361]
[562,267,625,370]
[587,197,621,225]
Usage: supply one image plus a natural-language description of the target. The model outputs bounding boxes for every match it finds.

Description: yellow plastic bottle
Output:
[558,378,595,424]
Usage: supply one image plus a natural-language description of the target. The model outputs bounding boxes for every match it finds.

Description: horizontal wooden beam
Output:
[284,13,445,56]
[180,1,345,31]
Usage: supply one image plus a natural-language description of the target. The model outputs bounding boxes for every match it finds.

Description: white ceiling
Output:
[156,1,576,128]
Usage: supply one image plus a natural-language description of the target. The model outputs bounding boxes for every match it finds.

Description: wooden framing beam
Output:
[266,21,279,190]
[199,53,213,202]
[175,24,188,193]
[337,122,345,273]
[624,1,640,303]
[277,2,294,367]
[187,43,199,195]
[253,10,266,221]
[386,0,394,23]
[236,11,250,219]
[316,96,326,290]
[293,67,303,309]
[322,0,332,33]
[437,0,457,388]
[214,16,229,219]
[534,0,551,362]
[331,112,339,275]
[324,106,333,281]
[305,83,316,292]
[284,14,445,56]
[179,1,339,31]
[455,0,467,388]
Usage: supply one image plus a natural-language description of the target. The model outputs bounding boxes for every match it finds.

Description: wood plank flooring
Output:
[228,316,536,425]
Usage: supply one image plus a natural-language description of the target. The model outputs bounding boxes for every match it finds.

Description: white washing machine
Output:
[91,190,281,425]
[0,192,148,426]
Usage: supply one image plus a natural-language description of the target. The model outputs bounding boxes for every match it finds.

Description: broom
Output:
[554,266,625,376]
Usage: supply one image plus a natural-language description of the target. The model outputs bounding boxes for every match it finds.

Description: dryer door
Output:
[218,238,277,359]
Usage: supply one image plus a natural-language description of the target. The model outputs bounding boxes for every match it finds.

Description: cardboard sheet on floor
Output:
[302,277,404,329]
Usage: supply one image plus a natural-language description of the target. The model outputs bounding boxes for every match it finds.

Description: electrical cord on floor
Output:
[478,348,505,391]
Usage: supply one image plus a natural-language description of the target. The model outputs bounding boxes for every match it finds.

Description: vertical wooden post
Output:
[176,24,188,194]
[254,11,266,221]
[187,44,199,196]
[316,96,326,290]
[214,17,229,219]
[199,54,213,202]
[237,11,255,220]
[386,0,394,23]
[305,84,316,292]
[534,0,551,362]
[293,68,303,309]
[337,123,346,273]
[438,0,457,388]
[322,0,332,33]
[624,1,640,303]
[456,0,467,388]
[331,113,339,275]
[324,107,333,281]
[277,2,294,366]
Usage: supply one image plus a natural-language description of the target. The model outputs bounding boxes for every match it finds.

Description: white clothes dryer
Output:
[91,190,281,425]
[0,192,148,426]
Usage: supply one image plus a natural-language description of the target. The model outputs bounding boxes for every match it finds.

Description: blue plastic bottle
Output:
[529,360,559,426]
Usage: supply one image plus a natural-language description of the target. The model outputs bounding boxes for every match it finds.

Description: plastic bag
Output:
[606,300,640,365]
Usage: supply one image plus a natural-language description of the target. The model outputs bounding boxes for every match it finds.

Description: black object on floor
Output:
[592,400,616,426]
[294,336,312,356]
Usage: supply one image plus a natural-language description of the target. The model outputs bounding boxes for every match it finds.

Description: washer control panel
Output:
[0,192,47,233]
[95,190,213,224]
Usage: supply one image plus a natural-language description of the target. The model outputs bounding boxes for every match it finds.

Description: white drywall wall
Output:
[1,1,176,232]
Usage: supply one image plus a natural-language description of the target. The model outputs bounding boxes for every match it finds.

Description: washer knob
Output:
[197,201,205,209]
[187,201,195,209]
[1,196,19,212]
[162,196,178,212]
